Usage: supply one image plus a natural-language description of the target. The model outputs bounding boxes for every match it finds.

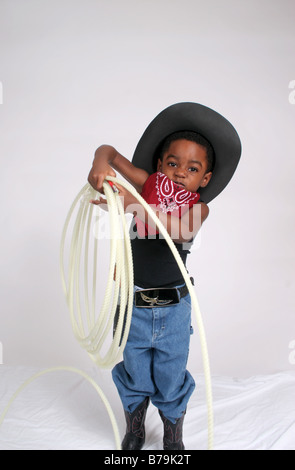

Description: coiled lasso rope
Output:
[59,176,214,450]
[0,180,130,450]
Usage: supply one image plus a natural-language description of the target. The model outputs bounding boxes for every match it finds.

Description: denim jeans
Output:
[112,285,195,423]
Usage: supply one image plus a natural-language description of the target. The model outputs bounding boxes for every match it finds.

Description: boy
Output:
[88,103,241,450]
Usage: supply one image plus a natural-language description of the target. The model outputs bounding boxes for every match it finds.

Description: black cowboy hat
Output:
[132,102,242,203]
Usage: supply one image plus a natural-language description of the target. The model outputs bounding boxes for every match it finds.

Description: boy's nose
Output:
[175,167,187,177]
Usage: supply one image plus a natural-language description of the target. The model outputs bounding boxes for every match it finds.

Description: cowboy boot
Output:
[121,397,150,450]
[159,409,186,450]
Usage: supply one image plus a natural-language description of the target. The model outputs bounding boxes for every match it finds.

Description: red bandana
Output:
[135,172,200,236]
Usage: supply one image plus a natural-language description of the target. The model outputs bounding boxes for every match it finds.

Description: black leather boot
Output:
[121,397,150,450]
[159,410,186,450]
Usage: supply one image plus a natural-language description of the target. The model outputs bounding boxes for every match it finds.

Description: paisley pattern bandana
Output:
[135,172,200,237]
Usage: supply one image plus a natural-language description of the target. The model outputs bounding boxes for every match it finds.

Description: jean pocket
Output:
[182,293,192,308]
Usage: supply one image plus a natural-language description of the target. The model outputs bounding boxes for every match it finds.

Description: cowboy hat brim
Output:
[132,102,242,203]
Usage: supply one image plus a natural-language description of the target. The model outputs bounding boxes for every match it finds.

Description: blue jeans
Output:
[112,285,195,423]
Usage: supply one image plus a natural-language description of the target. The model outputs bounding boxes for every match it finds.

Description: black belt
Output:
[113,278,194,343]
[134,279,193,308]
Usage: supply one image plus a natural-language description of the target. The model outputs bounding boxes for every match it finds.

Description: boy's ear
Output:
[157,158,162,172]
[200,171,212,188]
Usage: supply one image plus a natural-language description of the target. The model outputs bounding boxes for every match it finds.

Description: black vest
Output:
[130,218,193,288]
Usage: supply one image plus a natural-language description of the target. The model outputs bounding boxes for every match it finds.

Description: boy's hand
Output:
[89,182,138,214]
[88,145,117,194]
[88,163,116,194]
[89,196,108,211]
[88,144,149,195]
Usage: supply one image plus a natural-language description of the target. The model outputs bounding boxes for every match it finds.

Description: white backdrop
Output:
[0,0,294,377]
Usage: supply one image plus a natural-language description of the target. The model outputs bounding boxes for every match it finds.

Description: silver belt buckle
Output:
[135,288,179,308]
[140,292,173,306]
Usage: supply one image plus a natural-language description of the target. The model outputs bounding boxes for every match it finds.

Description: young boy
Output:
[88,103,241,450]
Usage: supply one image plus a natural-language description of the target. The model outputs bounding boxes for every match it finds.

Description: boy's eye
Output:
[168,162,177,167]
[189,167,198,172]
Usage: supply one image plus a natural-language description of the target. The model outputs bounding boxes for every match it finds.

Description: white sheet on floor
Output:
[0,366,294,450]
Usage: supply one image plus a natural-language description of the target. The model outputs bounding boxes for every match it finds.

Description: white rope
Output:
[60,181,134,368]
[0,366,121,450]
[60,176,214,450]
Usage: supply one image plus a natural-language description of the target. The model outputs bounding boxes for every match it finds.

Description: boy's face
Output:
[157,139,212,193]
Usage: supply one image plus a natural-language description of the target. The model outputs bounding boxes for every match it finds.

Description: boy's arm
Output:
[88,145,150,194]
[154,202,209,244]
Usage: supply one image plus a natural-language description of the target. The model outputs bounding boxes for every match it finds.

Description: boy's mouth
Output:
[173,180,186,189]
